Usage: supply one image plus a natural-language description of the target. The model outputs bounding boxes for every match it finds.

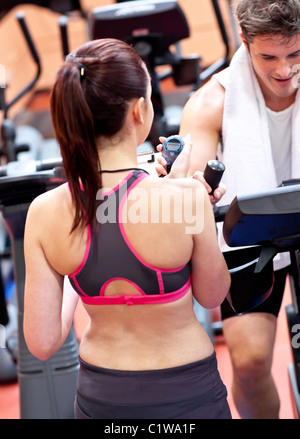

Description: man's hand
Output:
[192,170,226,205]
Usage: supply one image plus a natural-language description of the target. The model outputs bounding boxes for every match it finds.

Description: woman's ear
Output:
[132,97,145,125]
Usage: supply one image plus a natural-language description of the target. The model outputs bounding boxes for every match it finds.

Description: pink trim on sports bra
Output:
[99,278,146,296]
[69,225,92,278]
[79,277,191,306]
[68,173,135,280]
[118,174,187,274]
[71,274,89,297]
[100,172,136,198]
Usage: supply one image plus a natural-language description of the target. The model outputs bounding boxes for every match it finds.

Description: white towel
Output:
[214,44,300,268]
[216,44,300,207]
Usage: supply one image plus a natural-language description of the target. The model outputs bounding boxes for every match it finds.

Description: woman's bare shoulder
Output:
[26,183,73,233]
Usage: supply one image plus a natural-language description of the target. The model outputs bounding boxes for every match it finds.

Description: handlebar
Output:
[213,204,229,222]
[198,0,230,85]
[35,157,63,171]
[16,11,40,65]
[58,15,69,59]
[0,1,84,17]
[0,157,63,177]
[3,11,41,118]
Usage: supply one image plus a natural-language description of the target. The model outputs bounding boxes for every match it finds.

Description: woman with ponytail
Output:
[23,38,231,419]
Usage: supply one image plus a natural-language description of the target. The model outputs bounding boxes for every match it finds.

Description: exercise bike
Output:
[91,0,232,147]
[0,10,45,385]
[0,12,78,418]
[0,0,83,19]
[218,181,300,418]
[58,0,232,150]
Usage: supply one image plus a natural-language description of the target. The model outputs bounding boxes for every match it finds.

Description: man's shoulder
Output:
[197,76,226,100]
[186,76,225,116]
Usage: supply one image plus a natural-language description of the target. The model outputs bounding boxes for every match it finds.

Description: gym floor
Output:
[0,0,297,419]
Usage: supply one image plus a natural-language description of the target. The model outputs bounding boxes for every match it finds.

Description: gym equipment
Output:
[89,0,231,147]
[56,0,234,157]
[0,12,79,417]
[0,12,61,162]
[115,0,232,83]
[0,11,60,385]
[0,11,42,384]
[222,181,300,418]
[203,159,225,194]
[223,183,300,250]
[0,159,80,419]
[90,0,200,146]
[0,0,83,19]
[0,302,18,383]
[202,0,231,83]
[0,11,41,161]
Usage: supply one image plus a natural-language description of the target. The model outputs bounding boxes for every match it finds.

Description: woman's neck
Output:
[97,139,138,172]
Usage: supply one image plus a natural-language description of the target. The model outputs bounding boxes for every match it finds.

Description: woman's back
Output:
[26,168,227,370]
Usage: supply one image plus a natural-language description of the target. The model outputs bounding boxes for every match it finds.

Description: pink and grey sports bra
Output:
[68,170,191,305]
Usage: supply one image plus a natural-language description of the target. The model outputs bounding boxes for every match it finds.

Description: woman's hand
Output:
[155,134,191,178]
[155,136,167,176]
[168,134,192,179]
[155,134,226,204]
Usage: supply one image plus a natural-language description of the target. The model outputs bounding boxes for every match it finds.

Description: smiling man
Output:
[246,34,300,108]
[179,0,300,419]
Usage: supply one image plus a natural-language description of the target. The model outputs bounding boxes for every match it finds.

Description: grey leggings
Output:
[74,352,231,419]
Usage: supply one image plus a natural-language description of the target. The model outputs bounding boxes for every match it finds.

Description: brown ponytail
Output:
[50,39,148,232]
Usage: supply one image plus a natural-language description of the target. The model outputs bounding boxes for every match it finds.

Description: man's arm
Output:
[179,77,225,175]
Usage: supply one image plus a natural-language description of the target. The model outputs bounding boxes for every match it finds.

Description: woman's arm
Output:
[23,196,79,361]
[190,183,231,309]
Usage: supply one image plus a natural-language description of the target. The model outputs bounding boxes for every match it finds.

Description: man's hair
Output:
[236,0,300,43]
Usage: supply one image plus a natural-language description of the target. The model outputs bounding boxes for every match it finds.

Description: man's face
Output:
[246,34,300,104]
